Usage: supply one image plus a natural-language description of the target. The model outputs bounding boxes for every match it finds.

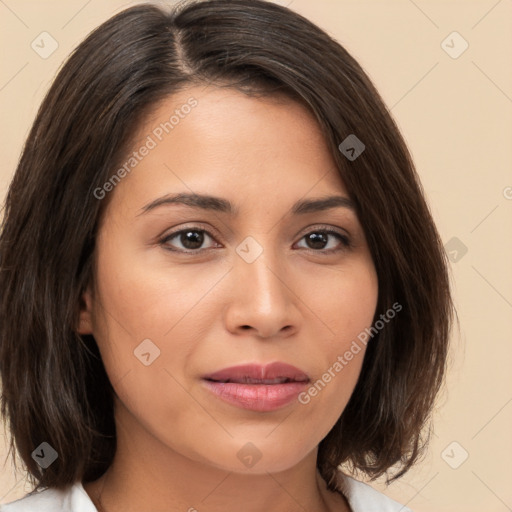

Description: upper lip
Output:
[203,362,310,384]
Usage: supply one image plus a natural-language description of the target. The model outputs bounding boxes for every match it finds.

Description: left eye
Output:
[160,228,219,252]
[295,229,350,252]
[160,227,350,254]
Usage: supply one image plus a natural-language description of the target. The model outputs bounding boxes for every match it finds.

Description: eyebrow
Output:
[136,192,355,217]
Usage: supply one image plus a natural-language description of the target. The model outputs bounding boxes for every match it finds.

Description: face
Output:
[78,85,378,475]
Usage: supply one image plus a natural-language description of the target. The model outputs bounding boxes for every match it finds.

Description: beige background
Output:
[1,0,511,510]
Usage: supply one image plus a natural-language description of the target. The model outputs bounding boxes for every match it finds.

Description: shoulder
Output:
[0,482,97,512]
[335,471,414,512]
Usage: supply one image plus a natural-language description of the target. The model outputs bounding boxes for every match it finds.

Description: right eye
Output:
[159,226,221,253]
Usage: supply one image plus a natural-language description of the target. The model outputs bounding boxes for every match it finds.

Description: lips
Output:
[201,362,310,412]
[202,362,310,384]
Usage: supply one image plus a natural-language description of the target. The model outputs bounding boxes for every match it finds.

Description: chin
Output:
[198,442,312,475]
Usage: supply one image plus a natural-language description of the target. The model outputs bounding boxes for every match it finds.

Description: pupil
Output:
[307,232,327,249]
[182,230,203,249]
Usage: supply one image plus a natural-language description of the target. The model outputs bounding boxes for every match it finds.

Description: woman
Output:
[0,1,453,510]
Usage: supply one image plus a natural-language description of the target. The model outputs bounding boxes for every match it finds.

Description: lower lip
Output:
[202,380,309,412]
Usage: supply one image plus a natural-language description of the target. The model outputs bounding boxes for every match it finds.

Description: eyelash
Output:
[159,224,352,255]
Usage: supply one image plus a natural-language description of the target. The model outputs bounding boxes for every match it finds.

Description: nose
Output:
[223,247,302,339]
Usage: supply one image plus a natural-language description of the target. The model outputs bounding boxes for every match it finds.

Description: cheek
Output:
[89,236,224,409]
[89,253,202,439]
[92,228,229,333]
[296,257,377,426]
[305,254,378,341]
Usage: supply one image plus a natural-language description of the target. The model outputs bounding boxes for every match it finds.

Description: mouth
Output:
[204,377,308,384]
[202,361,310,384]
[201,362,310,412]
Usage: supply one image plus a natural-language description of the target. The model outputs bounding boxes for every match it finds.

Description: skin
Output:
[78,84,378,512]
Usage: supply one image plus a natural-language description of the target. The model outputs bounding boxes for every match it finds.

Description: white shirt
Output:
[0,472,413,512]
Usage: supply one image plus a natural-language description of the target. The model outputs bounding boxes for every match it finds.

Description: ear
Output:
[77,283,94,335]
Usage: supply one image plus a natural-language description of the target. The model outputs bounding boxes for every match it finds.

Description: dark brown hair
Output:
[0,0,454,493]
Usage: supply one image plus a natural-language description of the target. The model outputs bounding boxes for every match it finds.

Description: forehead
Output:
[103,84,347,219]
[139,84,333,156]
